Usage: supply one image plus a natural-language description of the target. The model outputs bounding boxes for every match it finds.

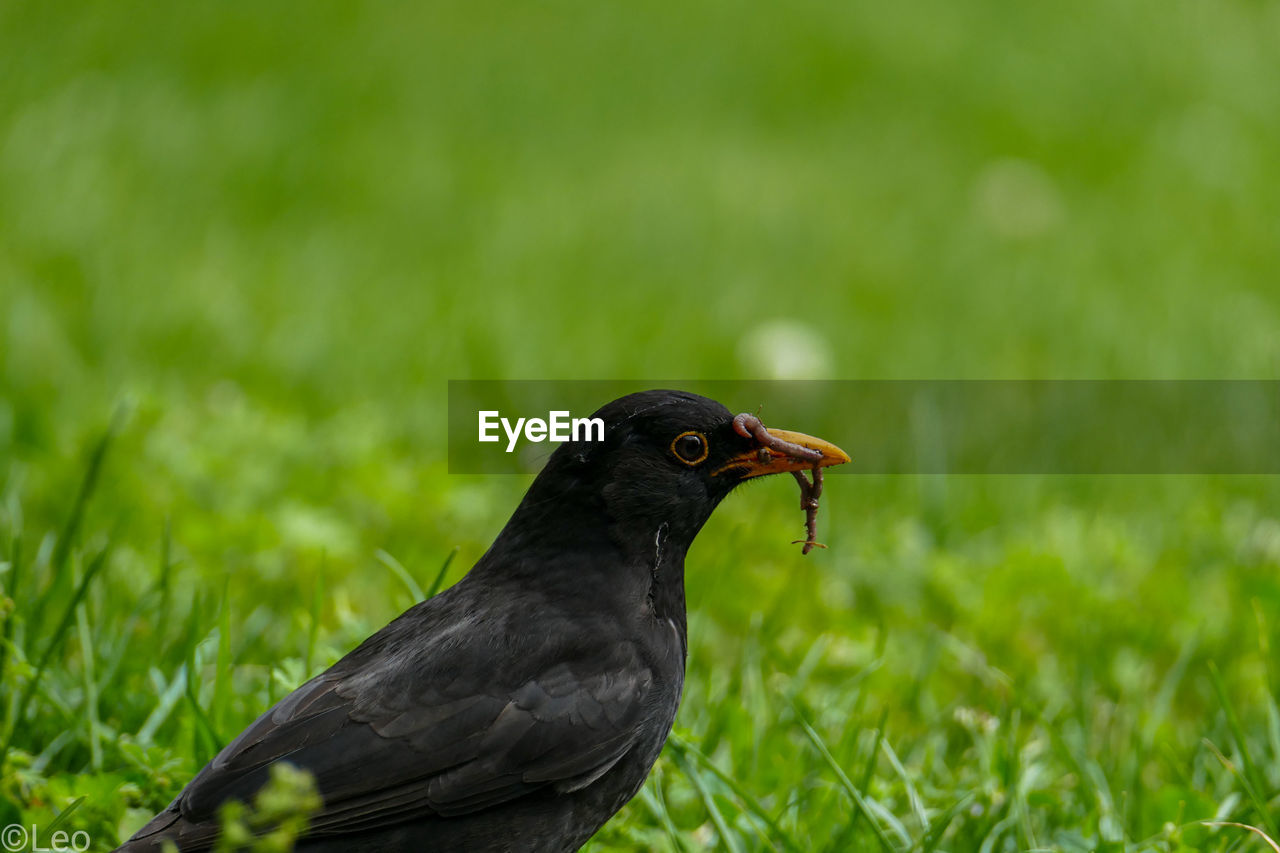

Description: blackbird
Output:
[118,390,849,852]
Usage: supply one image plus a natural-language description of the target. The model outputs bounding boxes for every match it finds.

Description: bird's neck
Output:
[478,481,692,628]
[643,521,689,629]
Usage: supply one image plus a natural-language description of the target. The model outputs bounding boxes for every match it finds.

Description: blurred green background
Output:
[3,1,1280,850]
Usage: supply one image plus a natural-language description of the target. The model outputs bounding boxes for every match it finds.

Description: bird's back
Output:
[118,565,686,853]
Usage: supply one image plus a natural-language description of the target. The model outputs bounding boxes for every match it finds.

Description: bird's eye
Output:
[671,431,709,465]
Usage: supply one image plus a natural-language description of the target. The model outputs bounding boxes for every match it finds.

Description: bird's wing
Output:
[154,622,658,840]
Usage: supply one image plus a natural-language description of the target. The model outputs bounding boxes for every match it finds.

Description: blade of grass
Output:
[1255,600,1277,708]
[0,544,110,768]
[916,793,974,853]
[44,795,86,835]
[306,566,325,677]
[826,706,890,853]
[860,708,890,796]
[211,581,232,738]
[671,744,744,853]
[1146,628,1199,745]
[92,585,158,696]
[1266,692,1280,784]
[880,737,927,832]
[185,636,223,766]
[375,549,424,602]
[639,769,690,853]
[1201,822,1280,853]
[155,517,174,642]
[74,578,102,771]
[1208,661,1277,836]
[29,414,119,636]
[0,534,21,686]
[1204,737,1274,840]
[785,634,831,700]
[741,614,767,781]
[30,730,75,774]
[793,703,899,853]
[1008,707,1040,852]
[977,813,1017,853]
[137,663,189,745]
[425,546,459,600]
[668,733,804,853]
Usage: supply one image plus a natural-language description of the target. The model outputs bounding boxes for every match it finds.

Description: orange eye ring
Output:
[670,431,709,466]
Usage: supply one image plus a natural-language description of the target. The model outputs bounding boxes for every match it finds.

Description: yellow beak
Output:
[712,428,851,478]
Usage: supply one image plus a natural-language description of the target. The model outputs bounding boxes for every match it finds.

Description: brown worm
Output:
[789,467,826,554]
[732,412,827,554]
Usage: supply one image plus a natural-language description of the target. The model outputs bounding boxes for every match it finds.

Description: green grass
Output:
[3,0,1280,850]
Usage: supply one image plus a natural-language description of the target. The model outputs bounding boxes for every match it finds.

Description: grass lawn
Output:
[3,1,1280,850]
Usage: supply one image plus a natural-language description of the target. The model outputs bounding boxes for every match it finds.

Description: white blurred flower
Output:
[972,158,1064,239]
[737,319,833,380]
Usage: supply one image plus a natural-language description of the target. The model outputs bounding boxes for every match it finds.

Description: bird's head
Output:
[502,390,850,561]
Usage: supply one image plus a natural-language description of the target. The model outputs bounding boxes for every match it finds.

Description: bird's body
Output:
[118,391,848,852]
